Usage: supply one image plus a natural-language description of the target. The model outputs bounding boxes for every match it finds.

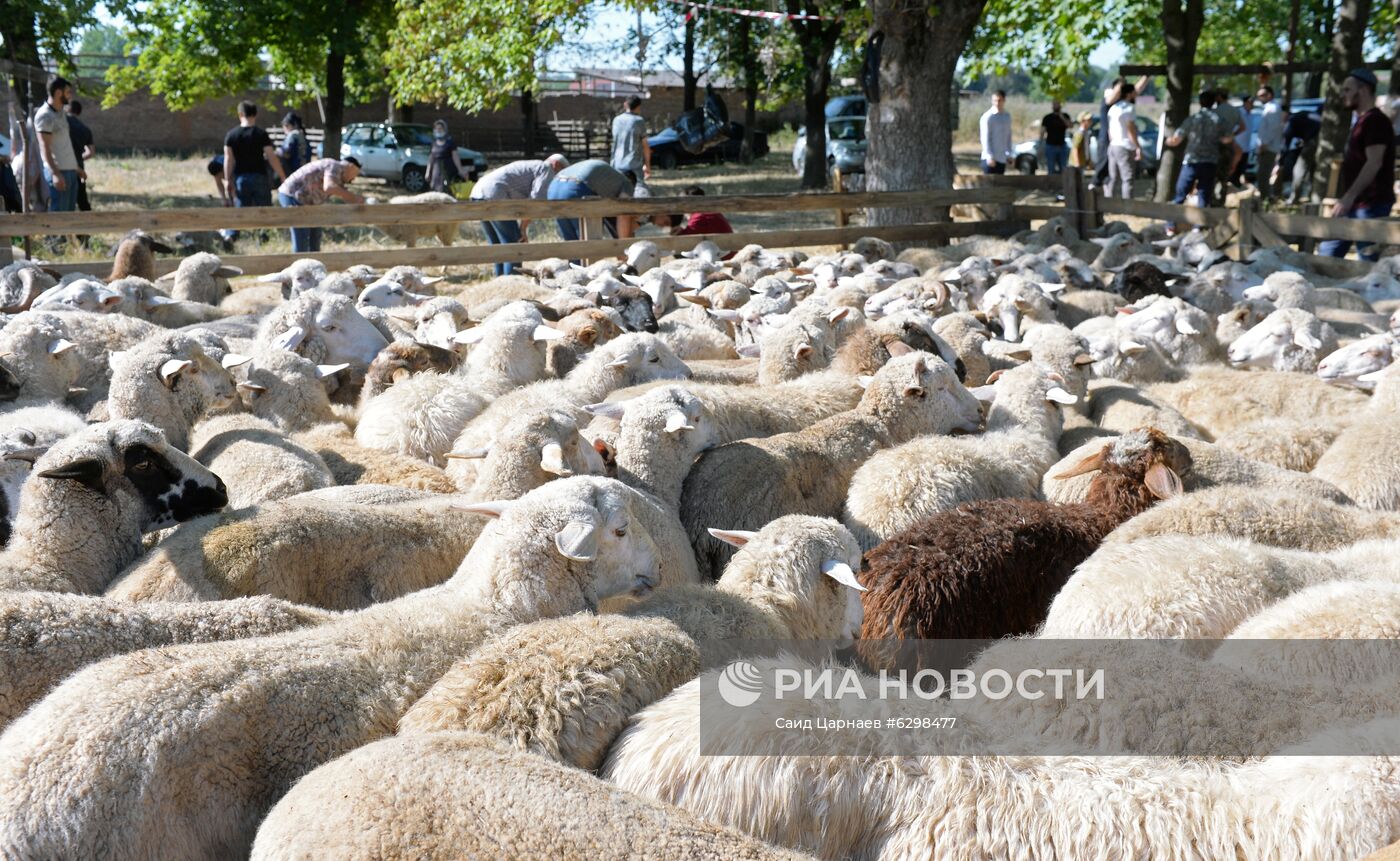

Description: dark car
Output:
[647,122,770,169]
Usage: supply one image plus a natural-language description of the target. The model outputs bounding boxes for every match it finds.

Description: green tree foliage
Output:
[0,0,104,107]
[386,0,593,112]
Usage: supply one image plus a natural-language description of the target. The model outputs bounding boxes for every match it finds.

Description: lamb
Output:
[370,191,460,247]
[1216,298,1275,347]
[1105,485,1400,550]
[931,311,992,385]
[858,428,1190,652]
[1226,306,1339,372]
[1316,332,1395,388]
[248,731,811,861]
[1310,362,1400,509]
[547,306,626,377]
[357,265,443,304]
[843,362,1078,550]
[978,275,1058,341]
[0,477,662,861]
[396,516,863,770]
[105,332,237,451]
[189,414,335,507]
[107,230,172,281]
[355,302,561,465]
[30,277,120,313]
[412,295,472,349]
[446,334,690,490]
[1040,533,1400,640]
[0,591,333,728]
[754,314,837,384]
[0,420,227,594]
[257,258,328,299]
[155,252,241,305]
[0,260,58,312]
[0,312,83,406]
[1114,294,1223,364]
[1083,326,1186,383]
[680,352,982,579]
[1146,365,1369,436]
[1045,433,1350,505]
[255,291,389,371]
[358,339,458,401]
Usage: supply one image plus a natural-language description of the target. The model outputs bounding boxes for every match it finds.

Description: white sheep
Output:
[1311,362,1400,509]
[248,731,810,861]
[106,276,228,328]
[0,405,86,536]
[1226,307,1339,372]
[1316,333,1395,388]
[105,332,238,451]
[188,413,335,508]
[154,252,242,305]
[843,361,1077,550]
[370,191,460,247]
[1146,364,1369,436]
[0,476,661,860]
[0,420,228,594]
[255,292,389,372]
[1114,294,1223,364]
[0,313,83,407]
[680,353,982,579]
[257,259,328,299]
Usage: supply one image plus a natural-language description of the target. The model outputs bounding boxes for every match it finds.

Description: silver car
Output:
[340,123,488,193]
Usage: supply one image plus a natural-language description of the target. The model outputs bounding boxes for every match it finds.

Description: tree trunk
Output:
[683,13,698,112]
[1153,0,1204,202]
[0,7,44,113]
[522,88,539,158]
[865,0,987,225]
[323,50,347,157]
[740,16,757,161]
[1315,0,1374,199]
[798,43,833,189]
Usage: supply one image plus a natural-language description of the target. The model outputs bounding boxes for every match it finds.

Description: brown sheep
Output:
[360,340,460,401]
[108,230,173,282]
[858,427,1191,658]
[547,307,626,377]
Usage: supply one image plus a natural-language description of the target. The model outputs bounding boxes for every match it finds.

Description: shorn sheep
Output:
[0,420,228,594]
[0,477,663,861]
[249,731,811,861]
[857,427,1190,649]
[680,352,982,579]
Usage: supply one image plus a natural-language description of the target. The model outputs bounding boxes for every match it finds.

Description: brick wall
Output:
[75,86,803,156]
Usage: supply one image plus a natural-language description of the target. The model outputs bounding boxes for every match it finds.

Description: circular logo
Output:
[717,660,764,708]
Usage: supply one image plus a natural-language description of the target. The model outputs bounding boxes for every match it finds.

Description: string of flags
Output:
[663,0,843,23]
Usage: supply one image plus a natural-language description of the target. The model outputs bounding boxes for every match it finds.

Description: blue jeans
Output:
[44,168,79,212]
[278,192,320,253]
[548,178,597,242]
[1172,162,1217,209]
[1044,144,1068,175]
[480,220,522,276]
[229,173,271,241]
[1320,202,1395,262]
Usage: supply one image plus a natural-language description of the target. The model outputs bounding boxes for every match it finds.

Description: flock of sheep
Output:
[0,214,1397,859]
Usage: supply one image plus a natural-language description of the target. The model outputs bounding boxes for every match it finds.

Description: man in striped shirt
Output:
[469,154,569,276]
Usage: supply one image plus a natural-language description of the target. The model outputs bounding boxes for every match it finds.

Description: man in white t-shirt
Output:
[1104,82,1142,200]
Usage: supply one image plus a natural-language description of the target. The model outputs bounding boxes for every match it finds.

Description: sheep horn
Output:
[1052,447,1110,480]
[2,446,46,463]
[928,280,949,312]
[539,442,572,476]
[708,527,758,547]
[821,559,866,592]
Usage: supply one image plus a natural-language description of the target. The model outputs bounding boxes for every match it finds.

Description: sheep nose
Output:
[211,476,229,509]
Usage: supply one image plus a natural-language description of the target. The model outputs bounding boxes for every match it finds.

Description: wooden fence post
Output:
[1233,194,1258,262]
[1299,202,1320,254]
[832,168,849,228]
[1083,183,1102,232]
[1062,166,1086,237]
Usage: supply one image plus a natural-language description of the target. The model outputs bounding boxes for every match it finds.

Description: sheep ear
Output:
[591,435,616,463]
[316,363,350,379]
[1052,447,1110,480]
[1073,353,1095,366]
[48,338,76,355]
[856,375,874,389]
[1119,340,1147,355]
[159,358,193,387]
[532,325,566,342]
[420,276,446,286]
[144,294,180,310]
[272,326,306,352]
[214,265,243,278]
[445,446,492,460]
[583,401,627,421]
[828,306,851,323]
[1143,462,1185,500]
[554,519,600,562]
[221,352,252,369]
[605,356,630,370]
[970,384,998,403]
[576,325,600,347]
[985,368,1006,384]
[1358,368,1388,383]
[664,412,693,434]
[1294,330,1323,350]
[1005,348,1032,361]
[451,499,512,518]
[821,559,866,592]
[884,339,914,358]
[678,291,712,308]
[38,457,105,492]
[453,327,485,345]
[707,308,741,322]
[237,382,267,400]
[1038,282,1066,293]
[258,272,290,284]
[735,343,762,358]
[794,343,814,361]
[708,527,759,547]
[1175,317,1201,336]
[390,367,413,384]
[1045,386,1078,405]
[540,442,572,476]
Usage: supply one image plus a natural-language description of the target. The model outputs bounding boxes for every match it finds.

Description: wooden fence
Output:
[0,168,1387,279]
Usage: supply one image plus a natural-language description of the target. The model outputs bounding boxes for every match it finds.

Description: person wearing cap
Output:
[546,158,635,243]
[469,154,569,276]
[1321,68,1396,262]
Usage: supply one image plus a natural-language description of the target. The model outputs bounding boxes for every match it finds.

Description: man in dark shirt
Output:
[1321,69,1396,261]
[1041,100,1070,175]
[223,101,284,242]
[65,100,95,212]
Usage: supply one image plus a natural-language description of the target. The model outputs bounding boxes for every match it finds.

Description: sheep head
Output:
[858,352,982,437]
[1056,427,1192,510]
